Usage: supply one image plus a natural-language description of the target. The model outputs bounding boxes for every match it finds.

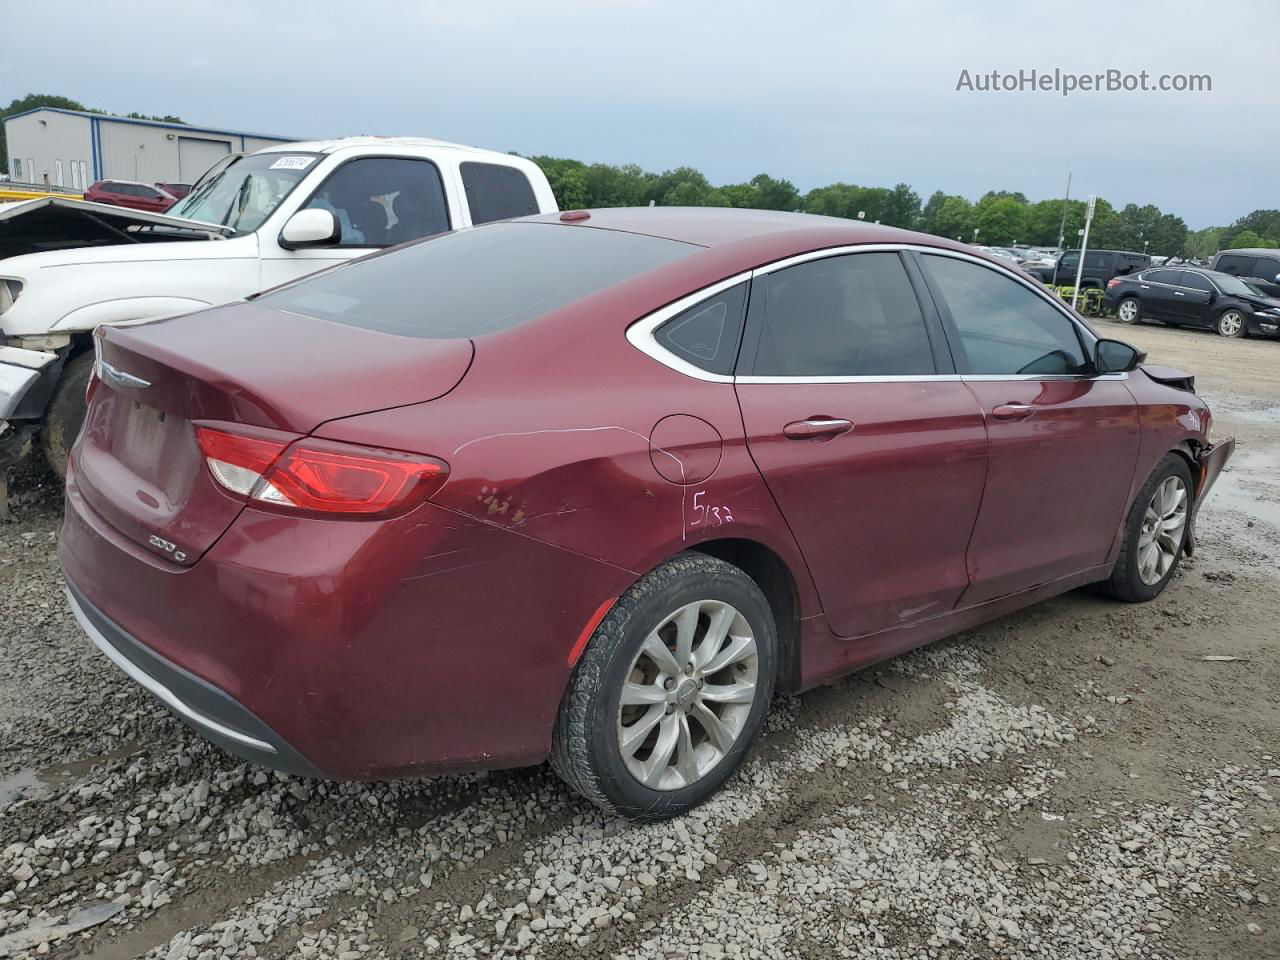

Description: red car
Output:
[82,179,178,212]
[60,209,1234,820]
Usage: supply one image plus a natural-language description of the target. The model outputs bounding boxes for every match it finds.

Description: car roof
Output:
[1216,248,1279,257]
[519,207,977,261]
[253,136,517,159]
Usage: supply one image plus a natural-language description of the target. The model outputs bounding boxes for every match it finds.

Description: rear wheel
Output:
[551,554,777,821]
[1116,297,1142,324]
[1097,454,1193,603]
[1216,310,1247,338]
[40,352,94,480]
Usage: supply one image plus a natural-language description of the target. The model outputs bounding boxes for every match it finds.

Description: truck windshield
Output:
[167,153,319,234]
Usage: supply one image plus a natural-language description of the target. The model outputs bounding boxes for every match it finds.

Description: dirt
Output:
[0,318,1277,959]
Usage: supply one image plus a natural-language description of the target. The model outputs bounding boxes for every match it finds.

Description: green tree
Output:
[1184,227,1224,260]
[1221,210,1280,248]
[883,182,921,229]
[749,173,800,211]
[920,191,948,234]
[980,190,1028,205]
[1229,230,1277,249]
[531,156,590,209]
[931,196,976,240]
[974,196,1028,245]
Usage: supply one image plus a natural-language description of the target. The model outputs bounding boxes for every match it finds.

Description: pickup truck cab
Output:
[0,137,558,476]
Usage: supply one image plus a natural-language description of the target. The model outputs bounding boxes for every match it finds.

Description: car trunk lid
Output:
[73,304,473,565]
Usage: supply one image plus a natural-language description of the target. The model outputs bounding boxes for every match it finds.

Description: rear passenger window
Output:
[1179,272,1214,292]
[1215,255,1255,277]
[655,283,747,376]
[461,162,539,225]
[924,254,1089,376]
[751,252,935,377]
[1146,270,1182,284]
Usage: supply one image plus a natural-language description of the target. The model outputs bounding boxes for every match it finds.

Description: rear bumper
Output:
[59,464,635,780]
[65,580,323,777]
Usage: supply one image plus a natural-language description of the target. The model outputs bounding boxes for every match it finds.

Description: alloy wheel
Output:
[1117,299,1139,323]
[1218,311,1244,337]
[1137,475,1188,585]
[616,599,758,791]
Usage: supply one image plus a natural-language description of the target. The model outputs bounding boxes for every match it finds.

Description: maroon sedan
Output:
[60,209,1233,820]
[82,179,177,212]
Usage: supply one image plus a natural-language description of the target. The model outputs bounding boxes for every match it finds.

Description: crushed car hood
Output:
[0,196,232,261]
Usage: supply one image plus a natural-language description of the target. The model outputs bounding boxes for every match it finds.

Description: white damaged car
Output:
[0,137,557,475]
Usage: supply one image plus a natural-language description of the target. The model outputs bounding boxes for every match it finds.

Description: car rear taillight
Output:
[195,426,448,517]
[1106,278,1121,289]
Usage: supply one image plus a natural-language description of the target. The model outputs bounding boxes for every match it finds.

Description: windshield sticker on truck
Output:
[269,156,316,170]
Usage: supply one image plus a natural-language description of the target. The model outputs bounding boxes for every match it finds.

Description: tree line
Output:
[532,155,1276,258]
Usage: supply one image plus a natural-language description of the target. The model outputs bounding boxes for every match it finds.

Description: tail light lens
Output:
[195,425,448,517]
[1106,278,1121,289]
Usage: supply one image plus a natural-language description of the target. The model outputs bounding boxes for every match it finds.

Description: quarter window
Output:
[304,158,449,248]
[460,162,539,225]
[655,283,748,376]
[750,252,935,377]
[924,254,1090,376]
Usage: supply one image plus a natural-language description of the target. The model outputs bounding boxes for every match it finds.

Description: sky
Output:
[3,0,1276,229]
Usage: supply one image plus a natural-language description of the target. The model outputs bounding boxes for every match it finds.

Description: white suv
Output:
[0,137,557,476]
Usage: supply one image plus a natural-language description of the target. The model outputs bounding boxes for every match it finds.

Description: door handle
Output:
[991,403,1035,421]
[1174,291,1185,296]
[783,417,854,440]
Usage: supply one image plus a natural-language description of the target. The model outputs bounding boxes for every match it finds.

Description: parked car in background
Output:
[0,137,557,478]
[1024,249,1150,289]
[1107,266,1280,338]
[156,182,192,200]
[61,208,1232,820]
[1210,248,1280,299]
[83,179,178,212]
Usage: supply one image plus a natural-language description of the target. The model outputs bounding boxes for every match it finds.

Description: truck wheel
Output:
[40,352,94,480]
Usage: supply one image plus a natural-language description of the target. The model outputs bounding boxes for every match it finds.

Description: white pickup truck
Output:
[0,137,557,477]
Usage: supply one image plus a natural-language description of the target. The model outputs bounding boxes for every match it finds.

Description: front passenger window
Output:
[751,252,935,377]
[924,254,1090,376]
[304,158,450,248]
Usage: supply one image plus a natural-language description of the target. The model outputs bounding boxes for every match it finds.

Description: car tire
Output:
[1116,297,1142,324]
[1216,309,1247,338]
[40,351,94,480]
[1096,453,1194,603]
[551,553,777,821]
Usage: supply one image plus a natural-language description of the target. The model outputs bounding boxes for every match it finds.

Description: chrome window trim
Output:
[66,588,277,754]
[626,243,1110,384]
[624,271,752,383]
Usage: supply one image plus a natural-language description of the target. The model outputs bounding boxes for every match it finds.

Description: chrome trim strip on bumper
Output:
[65,587,277,754]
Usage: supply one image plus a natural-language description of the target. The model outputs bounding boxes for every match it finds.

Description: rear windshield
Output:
[257,222,701,338]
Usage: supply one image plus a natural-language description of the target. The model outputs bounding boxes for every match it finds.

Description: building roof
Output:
[2,106,295,143]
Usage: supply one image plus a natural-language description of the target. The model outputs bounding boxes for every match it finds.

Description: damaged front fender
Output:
[0,345,57,421]
[1185,438,1236,556]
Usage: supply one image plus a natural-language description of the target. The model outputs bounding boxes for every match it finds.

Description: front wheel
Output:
[40,351,94,480]
[1216,309,1247,338]
[551,554,777,821]
[1116,297,1142,324]
[1097,454,1193,603]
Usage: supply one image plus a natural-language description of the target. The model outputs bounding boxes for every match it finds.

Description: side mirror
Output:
[280,208,340,249]
[1095,338,1146,374]
[1207,289,1217,304]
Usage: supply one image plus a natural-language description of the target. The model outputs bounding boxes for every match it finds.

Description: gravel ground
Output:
[1,320,1277,959]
